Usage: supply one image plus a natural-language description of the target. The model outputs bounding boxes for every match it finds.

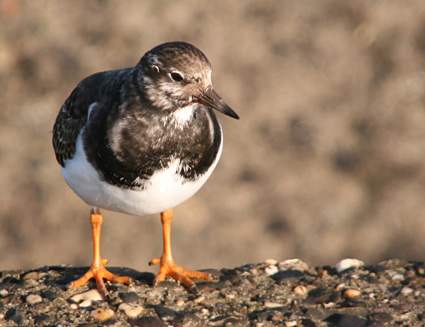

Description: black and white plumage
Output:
[52,42,238,296]
[53,42,239,216]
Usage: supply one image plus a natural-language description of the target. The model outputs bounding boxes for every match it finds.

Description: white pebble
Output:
[90,308,115,322]
[0,289,8,297]
[293,285,308,298]
[336,258,364,273]
[401,286,414,296]
[264,301,283,309]
[285,321,297,327]
[26,294,43,304]
[279,259,309,272]
[390,273,404,281]
[265,258,278,265]
[70,289,103,307]
[265,265,279,276]
[176,298,185,306]
[118,303,144,318]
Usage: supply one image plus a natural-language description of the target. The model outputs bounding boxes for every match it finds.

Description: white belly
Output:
[61,131,222,216]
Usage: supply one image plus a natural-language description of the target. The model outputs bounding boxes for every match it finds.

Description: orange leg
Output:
[69,208,133,299]
[149,209,213,293]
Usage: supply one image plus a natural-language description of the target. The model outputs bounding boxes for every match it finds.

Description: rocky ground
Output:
[1,259,425,326]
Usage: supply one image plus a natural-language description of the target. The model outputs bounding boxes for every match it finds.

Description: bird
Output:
[52,41,239,298]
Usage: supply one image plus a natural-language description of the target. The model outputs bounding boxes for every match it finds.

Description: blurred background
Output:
[1,0,425,274]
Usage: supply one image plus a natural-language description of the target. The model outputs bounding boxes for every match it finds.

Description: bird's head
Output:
[138,42,239,119]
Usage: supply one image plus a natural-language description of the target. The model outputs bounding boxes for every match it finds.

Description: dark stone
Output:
[367,265,387,274]
[153,305,182,319]
[5,308,23,325]
[120,291,140,303]
[272,270,305,282]
[129,316,168,327]
[325,314,367,327]
[367,312,393,323]
[302,318,317,327]
[308,287,340,303]
[34,314,50,324]
[41,289,60,300]
[336,314,368,327]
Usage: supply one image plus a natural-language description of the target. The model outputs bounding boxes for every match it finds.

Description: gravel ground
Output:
[1,259,425,326]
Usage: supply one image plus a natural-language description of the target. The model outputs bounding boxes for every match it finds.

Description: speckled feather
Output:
[52,42,224,191]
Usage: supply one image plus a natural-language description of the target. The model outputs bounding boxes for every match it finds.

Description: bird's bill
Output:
[198,88,239,119]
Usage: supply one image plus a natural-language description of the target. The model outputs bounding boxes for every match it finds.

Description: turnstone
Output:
[52,41,239,297]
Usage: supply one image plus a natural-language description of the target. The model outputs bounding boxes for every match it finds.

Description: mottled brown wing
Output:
[52,84,94,167]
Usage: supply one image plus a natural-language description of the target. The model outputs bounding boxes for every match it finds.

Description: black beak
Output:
[196,87,239,119]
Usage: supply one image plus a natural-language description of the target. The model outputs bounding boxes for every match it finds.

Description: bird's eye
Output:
[169,72,184,82]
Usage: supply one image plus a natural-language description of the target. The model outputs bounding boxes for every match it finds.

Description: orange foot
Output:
[69,258,134,299]
[149,209,214,293]
[149,256,213,293]
[69,208,133,299]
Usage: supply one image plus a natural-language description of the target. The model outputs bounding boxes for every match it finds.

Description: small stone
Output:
[264,301,283,309]
[278,259,309,272]
[285,321,297,327]
[118,303,144,318]
[336,258,364,273]
[272,270,305,282]
[26,294,43,304]
[265,265,279,276]
[69,289,103,307]
[70,303,78,310]
[265,258,278,265]
[389,272,404,281]
[400,286,414,296]
[120,291,140,303]
[0,289,8,297]
[5,308,23,325]
[23,271,39,280]
[343,289,361,300]
[176,298,185,306]
[293,285,308,298]
[367,312,393,323]
[308,287,340,304]
[226,292,236,300]
[194,295,205,303]
[90,308,115,322]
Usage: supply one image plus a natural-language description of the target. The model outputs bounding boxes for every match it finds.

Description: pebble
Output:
[278,258,309,272]
[342,289,361,300]
[336,258,364,273]
[264,258,278,265]
[69,289,103,307]
[285,321,297,327]
[272,270,305,282]
[264,301,283,309]
[308,287,340,304]
[176,298,185,306]
[400,286,414,296]
[118,303,144,318]
[0,289,8,297]
[26,294,43,304]
[265,265,279,276]
[194,295,205,303]
[120,291,140,303]
[293,285,308,298]
[23,271,39,280]
[90,308,115,322]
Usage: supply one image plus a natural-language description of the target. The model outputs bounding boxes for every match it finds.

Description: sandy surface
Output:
[1,1,425,275]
